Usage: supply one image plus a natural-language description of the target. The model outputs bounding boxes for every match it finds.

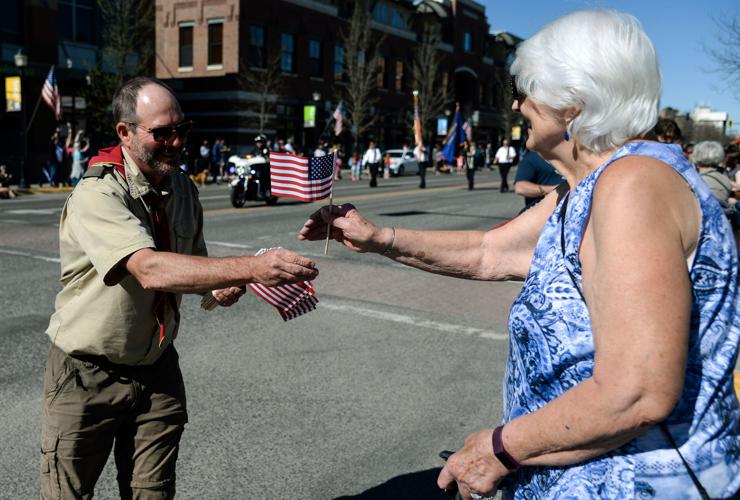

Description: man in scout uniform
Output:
[40,77,319,499]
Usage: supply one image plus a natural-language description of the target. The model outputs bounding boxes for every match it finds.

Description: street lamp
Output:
[14,50,28,188]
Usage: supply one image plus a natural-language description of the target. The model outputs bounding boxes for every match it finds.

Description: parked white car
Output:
[385,149,418,176]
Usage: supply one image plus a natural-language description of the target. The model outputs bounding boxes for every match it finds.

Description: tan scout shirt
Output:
[46,146,207,365]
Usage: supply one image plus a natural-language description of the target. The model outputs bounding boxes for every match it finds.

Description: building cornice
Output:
[281,0,338,17]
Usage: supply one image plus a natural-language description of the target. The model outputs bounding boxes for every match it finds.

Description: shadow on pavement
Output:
[333,467,449,500]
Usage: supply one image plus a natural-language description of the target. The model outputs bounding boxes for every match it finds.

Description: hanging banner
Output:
[436,117,448,136]
[5,76,21,112]
[303,105,316,128]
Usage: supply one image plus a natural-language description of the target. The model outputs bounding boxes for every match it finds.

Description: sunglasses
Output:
[128,120,193,142]
[510,76,526,104]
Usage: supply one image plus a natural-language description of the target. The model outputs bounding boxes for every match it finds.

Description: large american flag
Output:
[42,66,62,121]
[270,152,334,202]
[247,248,319,321]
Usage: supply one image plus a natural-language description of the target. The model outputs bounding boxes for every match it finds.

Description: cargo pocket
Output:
[40,432,61,500]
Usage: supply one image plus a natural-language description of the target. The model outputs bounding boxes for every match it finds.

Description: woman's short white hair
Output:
[510,10,662,153]
[692,141,725,167]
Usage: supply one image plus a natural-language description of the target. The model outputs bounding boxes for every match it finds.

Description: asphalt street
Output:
[0,169,524,499]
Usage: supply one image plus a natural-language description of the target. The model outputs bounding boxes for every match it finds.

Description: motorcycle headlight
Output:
[236,166,246,175]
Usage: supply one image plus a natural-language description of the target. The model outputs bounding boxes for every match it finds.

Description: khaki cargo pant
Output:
[40,344,187,500]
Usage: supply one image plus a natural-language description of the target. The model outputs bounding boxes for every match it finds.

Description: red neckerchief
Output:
[88,144,126,179]
[90,143,174,348]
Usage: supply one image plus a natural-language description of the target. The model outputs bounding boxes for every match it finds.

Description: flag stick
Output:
[323,191,333,255]
[324,152,337,255]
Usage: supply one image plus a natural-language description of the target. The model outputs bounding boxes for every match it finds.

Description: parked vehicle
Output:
[228,154,278,207]
[385,149,418,176]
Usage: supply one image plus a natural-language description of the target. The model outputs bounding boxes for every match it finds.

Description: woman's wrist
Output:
[492,425,522,472]
[379,227,396,256]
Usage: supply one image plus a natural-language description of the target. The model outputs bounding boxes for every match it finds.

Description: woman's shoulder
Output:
[591,153,700,251]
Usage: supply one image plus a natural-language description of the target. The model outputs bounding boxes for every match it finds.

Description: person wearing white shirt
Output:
[493,138,517,192]
[414,142,430,189]
[363,141,382,188]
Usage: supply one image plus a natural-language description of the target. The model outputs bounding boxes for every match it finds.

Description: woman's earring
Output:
[564,130,570,141]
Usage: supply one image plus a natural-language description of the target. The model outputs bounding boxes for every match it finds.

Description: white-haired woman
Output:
[694,140,735,203]
[299,9,739,499]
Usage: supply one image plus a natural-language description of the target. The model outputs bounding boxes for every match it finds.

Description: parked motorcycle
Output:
[228,154,278,207]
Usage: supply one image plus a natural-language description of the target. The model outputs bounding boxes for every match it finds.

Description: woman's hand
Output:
[437,430,510,499]
[298,203,393,254]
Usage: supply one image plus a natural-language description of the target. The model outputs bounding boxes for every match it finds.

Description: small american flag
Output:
[333,101,343,136]
[247,248,319,321]
[42,66,62,121]
[270,152,334,202]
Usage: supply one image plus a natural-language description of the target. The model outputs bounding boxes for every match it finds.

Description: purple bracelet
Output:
[492,425,521,471]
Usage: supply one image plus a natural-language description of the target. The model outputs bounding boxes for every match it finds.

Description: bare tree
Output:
[97,0,154,81]
[236,55,284,133]
[411,25,447,145]
[707,14,740,100]
[341,0,382,149]
[81,0,153,139]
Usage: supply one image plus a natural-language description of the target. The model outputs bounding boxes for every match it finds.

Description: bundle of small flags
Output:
[201,248,318,321]
[248,248,319,321]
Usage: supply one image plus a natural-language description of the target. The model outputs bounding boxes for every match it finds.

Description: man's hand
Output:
[249,248,318,286]
[211,286,246,307]
[437,430,510,500]
[298,204,392,254]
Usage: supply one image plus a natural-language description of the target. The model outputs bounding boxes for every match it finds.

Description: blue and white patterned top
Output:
[502,141,740,499]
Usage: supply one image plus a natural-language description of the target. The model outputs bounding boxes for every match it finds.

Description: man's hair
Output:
[510,9,661,153]
[112,76,175,125]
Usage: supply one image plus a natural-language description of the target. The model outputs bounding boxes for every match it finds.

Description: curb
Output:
[14,186,74,195]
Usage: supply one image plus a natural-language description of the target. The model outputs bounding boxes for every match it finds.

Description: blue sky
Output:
[480,0,739,134]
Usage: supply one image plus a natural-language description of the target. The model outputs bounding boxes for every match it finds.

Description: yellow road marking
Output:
[204,181,500,217]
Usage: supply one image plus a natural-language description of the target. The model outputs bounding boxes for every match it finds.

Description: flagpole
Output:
[323,152,337,255]
[25,91,45,135]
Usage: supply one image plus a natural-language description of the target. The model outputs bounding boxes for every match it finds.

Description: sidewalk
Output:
[11,185,73,196]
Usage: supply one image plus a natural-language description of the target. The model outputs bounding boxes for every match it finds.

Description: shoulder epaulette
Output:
[82,164,115,179]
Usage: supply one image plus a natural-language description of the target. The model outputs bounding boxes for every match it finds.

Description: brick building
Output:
[155,0,520,153]
[0,0,155,185]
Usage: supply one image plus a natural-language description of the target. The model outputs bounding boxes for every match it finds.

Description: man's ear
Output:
[116,122,132,146]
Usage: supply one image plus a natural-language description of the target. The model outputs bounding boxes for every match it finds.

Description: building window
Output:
[395,60,404,92]
[372,3,388,23]
[377,57,386,89]
[463,32,473,53]
[207,19,223,67]
[178,21,194,69]
[391,9,404,29]
[334,44,345,81]
[0,0,20,35]
[281,33,294,73]
[248,25,265,68]
[308,39,322,78]
[58,0,95,43]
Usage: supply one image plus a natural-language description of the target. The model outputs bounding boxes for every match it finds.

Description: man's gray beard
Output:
[129,138,180,177]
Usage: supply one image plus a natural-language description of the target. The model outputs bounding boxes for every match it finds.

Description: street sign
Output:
[303,105,316,128]
[5,76,21,112]
[511,125,521,141]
